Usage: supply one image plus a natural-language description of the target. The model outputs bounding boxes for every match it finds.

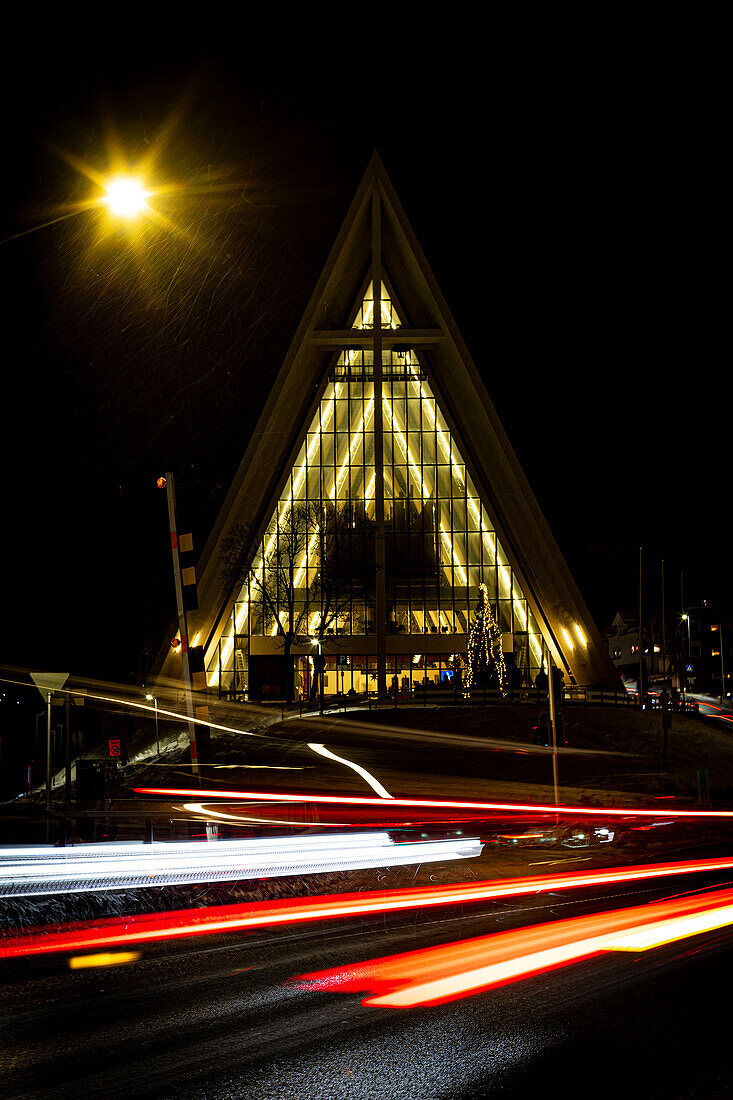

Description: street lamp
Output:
[104,176,149,218]
[1,168,153,247]
[311,639,324,714]
[681,614,691,700]
[145,694,160,756]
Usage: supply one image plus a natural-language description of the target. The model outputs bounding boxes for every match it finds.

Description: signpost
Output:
[30,672,69,841]
[337,654,350,695]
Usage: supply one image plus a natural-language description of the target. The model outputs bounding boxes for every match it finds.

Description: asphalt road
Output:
[2,865,732,1099]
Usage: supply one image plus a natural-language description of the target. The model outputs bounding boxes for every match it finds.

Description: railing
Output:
[286,687,643,715]
[354,686,643,711]
[355,687,698,712]
[328,365,427,381]
[235,685,702,717]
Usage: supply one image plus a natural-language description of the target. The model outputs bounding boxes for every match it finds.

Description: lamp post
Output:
[145,694,160,756]
[311,639,324,714]
[681,613,690,700]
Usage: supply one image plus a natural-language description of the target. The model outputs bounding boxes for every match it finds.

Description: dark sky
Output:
[1,46,727,684]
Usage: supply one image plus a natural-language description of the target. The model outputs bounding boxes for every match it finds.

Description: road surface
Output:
[2,861,732,1098]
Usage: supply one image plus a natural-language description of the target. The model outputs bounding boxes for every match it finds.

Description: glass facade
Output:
[208,284,547,698]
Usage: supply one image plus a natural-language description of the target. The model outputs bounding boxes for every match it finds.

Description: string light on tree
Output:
[466,582,508,696]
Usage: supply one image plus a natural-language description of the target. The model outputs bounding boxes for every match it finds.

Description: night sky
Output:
[1,46,727,685]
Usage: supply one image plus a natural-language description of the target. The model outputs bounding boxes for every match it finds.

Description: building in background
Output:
[680,602,731,698]
[158,156,619,703]
[605,603,731,699]
[604,609,667,691]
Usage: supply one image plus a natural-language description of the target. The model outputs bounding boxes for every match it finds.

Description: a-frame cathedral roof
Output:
[160,153,619,690]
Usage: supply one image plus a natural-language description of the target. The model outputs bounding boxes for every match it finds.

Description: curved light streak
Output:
[307,742,393,798]
[182,802,312,827]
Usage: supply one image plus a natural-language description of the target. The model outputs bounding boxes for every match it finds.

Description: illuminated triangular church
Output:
[162,154,618,701]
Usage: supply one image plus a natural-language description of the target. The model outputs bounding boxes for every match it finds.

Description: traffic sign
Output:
[30,672,69,700]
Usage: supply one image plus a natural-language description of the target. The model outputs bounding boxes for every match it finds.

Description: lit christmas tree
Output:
[466,582,508,695]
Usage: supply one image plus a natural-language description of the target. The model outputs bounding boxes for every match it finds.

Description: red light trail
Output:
[698,701,733,724]
[134,786,733,819]
[2,856,732,961]
[298,885,733,1009]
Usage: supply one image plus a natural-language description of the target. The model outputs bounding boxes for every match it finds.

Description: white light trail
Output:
[307,743,393,798]
[0,832,482,897]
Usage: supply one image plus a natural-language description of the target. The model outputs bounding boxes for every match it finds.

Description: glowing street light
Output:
[104,176,149,219]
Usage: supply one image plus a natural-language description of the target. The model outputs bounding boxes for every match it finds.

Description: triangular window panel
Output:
[211,284,546,692]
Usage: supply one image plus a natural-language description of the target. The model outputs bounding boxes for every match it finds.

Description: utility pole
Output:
[718,590,726,704]
[661,559,667,689]
[661,559,670,770]
[372,192,387,700]
[548,657,560,812]
[638,546,644,705]
[681,570,687,699]
[163,471,200,776]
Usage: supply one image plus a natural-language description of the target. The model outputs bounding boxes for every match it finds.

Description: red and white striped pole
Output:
[162,471,200,776]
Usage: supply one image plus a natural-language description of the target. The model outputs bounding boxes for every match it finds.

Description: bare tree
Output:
[220,501,375,702]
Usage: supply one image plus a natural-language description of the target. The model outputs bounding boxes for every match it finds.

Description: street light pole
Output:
[680,570,687,699]
[677,616,686,699]
[638,545,644,705]
[661,558,667,690]
[311,639,324,714]
[146,694,160,755]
